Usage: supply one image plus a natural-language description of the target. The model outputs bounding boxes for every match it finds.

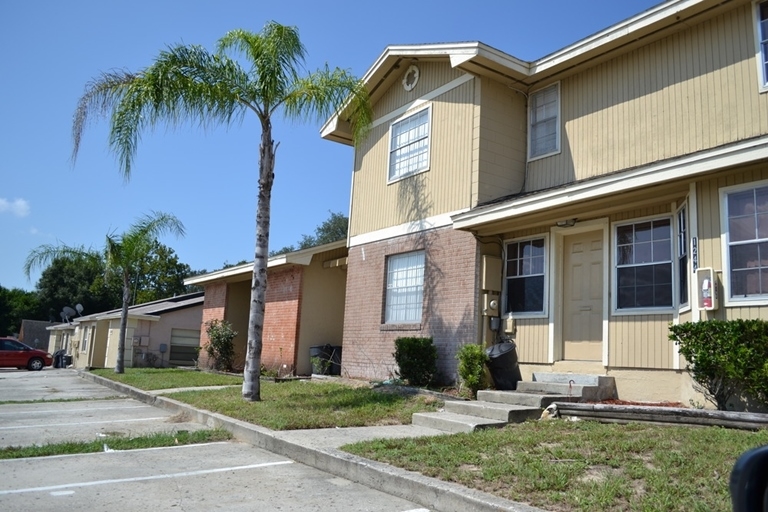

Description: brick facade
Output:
[261,266,303,372]
[342,227,479,383]
[198,281,228,368]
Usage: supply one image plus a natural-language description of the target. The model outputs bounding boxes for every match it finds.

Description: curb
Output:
[78,371,544,512]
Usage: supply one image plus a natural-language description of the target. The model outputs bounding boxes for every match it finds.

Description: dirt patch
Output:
[166,412,191,423]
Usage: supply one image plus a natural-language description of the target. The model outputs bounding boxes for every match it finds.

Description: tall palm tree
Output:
[70,22,372,400]
[25,211,185,373]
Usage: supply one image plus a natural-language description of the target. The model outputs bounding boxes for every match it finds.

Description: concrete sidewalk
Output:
[78,371,544,512]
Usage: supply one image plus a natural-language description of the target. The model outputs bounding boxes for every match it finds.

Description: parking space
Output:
[0,399,206,447]
[0,441,428,512]
[0,369,431,512]
[0,368,124,401]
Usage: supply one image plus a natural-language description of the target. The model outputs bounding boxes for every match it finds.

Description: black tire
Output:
[27,358,44,371]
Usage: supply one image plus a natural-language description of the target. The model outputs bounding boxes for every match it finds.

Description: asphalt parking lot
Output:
[0,369,430,512]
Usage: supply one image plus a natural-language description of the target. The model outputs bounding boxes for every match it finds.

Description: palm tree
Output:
[25,211,185,373]
[70,22,372,400]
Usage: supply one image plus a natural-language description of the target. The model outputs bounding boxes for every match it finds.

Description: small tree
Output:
[456,344,489,398]
[393,337,437,387]
[669,319,768,410]
[205,319,238,372]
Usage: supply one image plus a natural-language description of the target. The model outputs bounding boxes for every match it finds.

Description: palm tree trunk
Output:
[115,273,130,374]
[242,118,275,401]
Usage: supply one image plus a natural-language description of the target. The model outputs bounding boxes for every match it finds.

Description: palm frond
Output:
[73,45,250,180]
[72,70,136,167]
[282,65,372,144]
[218,24,305,112]
[24,244,95,278]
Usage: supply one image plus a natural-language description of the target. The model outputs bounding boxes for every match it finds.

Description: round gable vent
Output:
[402,64,420,92]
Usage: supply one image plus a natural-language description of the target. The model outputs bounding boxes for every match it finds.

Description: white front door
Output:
[562,230,604,361]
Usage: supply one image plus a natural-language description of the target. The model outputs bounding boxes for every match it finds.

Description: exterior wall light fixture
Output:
[556,218,577,228]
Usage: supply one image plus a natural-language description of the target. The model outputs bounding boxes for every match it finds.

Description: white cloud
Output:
[0,198,30,217]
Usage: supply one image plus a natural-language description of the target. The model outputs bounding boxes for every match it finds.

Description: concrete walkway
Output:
[78,371,544,512]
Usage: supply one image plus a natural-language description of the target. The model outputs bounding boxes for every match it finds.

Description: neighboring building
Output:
[18,319,53,351]
[186,242,348,375]
[47,292,204,369]
[316,0,768,402]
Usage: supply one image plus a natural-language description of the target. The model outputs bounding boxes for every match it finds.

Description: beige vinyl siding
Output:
[527,4,768,192]
[515,318,549,364]
[696,164,768,321]
[609,314,674,368]
[351,70,475,236]
[372,61,467,120]
[474,78,527,205]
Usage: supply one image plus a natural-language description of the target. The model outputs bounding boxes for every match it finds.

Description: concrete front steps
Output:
[412,372,617,433]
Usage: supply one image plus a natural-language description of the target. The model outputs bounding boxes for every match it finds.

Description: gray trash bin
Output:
[310,345,332,375]
[328,346,342,376]
[485,342,520,390]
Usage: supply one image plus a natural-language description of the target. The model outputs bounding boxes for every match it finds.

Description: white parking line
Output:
[0,460,294,495]
[0,417,168,430]
[0,405,151,416]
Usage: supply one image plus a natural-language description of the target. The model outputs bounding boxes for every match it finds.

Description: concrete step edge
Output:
[412,411,507,433]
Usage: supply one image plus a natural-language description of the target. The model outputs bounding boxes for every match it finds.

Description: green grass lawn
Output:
[91,368,242,390]
[343,419,768,512]
[169,380,443,430]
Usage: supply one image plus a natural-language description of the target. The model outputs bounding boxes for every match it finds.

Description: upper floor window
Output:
[385,251,425,323]
[757,1,768,90]
[722,182,768,302]
[505,237,546,315]
[388,107,430,182]
[528,83,560,160]
[615,218,673,311]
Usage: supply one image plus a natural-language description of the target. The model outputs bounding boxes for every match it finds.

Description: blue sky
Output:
[0,0,660,292]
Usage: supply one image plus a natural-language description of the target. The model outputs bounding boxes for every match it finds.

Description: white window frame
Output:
[676,202,691,312]
[387,105,431,183]
[720,178,768,306]
[612,215,675,315]
[503,235,549,318]
[384,250,426,324]
[81,326,90,353]
[527,82,561,161]
[755,0,768,93]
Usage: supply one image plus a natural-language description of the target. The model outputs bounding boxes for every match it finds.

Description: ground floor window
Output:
[677,204,689,307]
[385,251,425,323]
[505,237,546,314]
[169,328,201,366]
[723,182,768,301]
[615,218,673,310]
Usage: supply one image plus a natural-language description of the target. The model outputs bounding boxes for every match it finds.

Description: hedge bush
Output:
[456,343,489,398]
[393,337,437,387]
[669,319,768,411]
[205,319,237,372]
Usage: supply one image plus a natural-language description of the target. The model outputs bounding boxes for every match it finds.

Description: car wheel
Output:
[27,358,44,371]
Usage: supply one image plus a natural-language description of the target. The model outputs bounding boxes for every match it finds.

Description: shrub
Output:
[669,319,768,411]
[456,343,489,398]
[393,337,437,387]
[205,319,237,372]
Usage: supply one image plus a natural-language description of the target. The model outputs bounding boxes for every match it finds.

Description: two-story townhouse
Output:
[323,0,768,403]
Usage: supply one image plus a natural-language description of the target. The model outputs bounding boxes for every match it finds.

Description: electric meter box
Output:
[696,267,719,311]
